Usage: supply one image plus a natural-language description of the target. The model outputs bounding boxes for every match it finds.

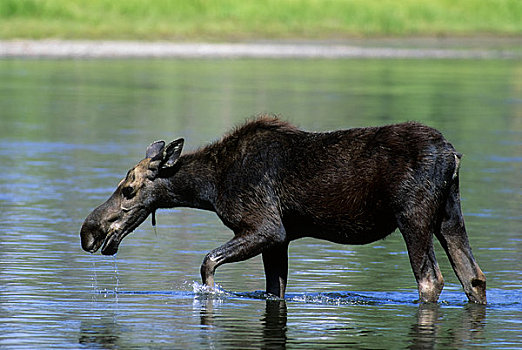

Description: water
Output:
[0,58,521,349]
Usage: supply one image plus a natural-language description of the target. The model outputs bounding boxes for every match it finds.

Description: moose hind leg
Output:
[262,243,289,298]
[435,182,486,304]
[399,219,444,303]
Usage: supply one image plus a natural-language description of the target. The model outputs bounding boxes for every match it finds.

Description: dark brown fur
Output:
[80,116,486,303]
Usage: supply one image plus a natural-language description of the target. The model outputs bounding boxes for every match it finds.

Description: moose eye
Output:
[122,186,135,199]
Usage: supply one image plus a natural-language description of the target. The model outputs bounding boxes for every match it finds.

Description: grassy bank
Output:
[1,0,521,40]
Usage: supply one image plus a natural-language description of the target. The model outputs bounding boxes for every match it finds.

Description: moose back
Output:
[80,117,486,304]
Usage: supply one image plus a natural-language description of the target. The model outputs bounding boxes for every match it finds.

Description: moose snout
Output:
[80,216,106,253]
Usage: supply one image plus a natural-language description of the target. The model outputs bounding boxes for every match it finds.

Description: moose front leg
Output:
[262,243,289,298]
[200,223,287,293]
[200,233,271,290]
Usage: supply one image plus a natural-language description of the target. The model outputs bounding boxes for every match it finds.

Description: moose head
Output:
[80,139,184,255]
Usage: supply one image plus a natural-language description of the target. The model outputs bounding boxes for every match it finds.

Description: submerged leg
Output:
[435,180,486,304]
[262,243,289,298]
[399,219,444,303]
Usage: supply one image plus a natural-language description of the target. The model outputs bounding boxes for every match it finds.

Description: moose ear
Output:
[162,138,184,168]
[146,140,165,160]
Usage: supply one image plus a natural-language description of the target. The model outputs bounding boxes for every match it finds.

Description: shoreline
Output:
[1,39,521,59]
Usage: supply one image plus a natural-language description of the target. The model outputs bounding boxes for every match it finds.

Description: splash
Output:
[192,281,232,298]
[288,291,381,305]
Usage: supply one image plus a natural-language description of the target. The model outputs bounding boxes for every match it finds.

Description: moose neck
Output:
[161,152,217,212]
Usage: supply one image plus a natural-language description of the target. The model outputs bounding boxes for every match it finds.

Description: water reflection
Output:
[454,304,487,345]
[197,296,288,349]
[198,295,214,327]
[262,300,288,349]
[79,316,122,349]
[196,294,490,349]
[409,304,441,349]
[408,303,486,350]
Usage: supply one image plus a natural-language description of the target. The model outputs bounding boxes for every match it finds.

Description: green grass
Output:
[1,0,521,40]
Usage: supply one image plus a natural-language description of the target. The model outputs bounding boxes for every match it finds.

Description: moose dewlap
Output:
[80,117,486,304]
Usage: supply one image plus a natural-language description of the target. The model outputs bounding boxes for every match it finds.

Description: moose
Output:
[80,116,486,304]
